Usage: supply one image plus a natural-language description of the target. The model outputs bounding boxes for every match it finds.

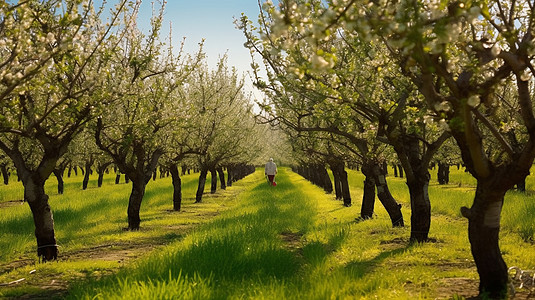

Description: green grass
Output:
[1,166,535,299]
[0,169,231,298]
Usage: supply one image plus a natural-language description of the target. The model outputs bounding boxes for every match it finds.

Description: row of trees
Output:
[0,1,260,262]
[239,0,535,298]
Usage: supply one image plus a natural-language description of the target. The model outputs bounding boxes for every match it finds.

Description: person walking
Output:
[265,158,277,186]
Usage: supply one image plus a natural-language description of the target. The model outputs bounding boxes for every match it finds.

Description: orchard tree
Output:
[160,109,205,211]
[0,0,132,261]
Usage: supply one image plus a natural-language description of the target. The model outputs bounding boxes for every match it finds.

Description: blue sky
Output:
[138,1,262,85]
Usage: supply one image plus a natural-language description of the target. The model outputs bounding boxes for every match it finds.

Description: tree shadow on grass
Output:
[343,244,414,280]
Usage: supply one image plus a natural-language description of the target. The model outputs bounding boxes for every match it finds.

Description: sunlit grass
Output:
[0,169,232,298]
[2,166,535,299]
[64,167,535,299]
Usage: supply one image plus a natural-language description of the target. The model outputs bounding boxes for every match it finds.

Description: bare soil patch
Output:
[280,231,303,251]
[0,200,24,209]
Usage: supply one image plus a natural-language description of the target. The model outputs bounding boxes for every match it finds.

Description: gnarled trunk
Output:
[97,162,112,188]
[361,174,376,219]
[195,168,208,203]
[53,169,64,194]
[127,179,146,230]
[24,178,58,261]
[362,160,404,227]
[461,180,508,298]
[339,167,351,207]
[169,164,182,211]
[320,165,333,194]
[437,163,450,185]
[82,159,94,190]
[217,167,226,190]
[210,168,217,194]
[1,164,9,185]
[329,163,351,206]
[226,166,233,187]
[331,165,342,200]
[407,175,431,242]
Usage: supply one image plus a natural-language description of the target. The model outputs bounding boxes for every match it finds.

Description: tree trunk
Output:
[82,160,93,190]
[127,179,146,230]
[320,165,333,193]
[361,174,376,219]
[437,163,450,185]
[97,162,112,188]
[227,166,233,187]
[339,166,351,207]
[210,168,217,194]
[363,161,404,227]
[461,181,508,298]
[516,173,528,192]
[407,175,431,242]
[25,179,58,261]
[393,164,398,177]
[196,169,208,203]
[1,164,9,185]
[169,164,182,211]
[331,165,342,200]
[73,166,78,176]
[53,169,64,194]
[217,167,226,190]
[125,175,130,184]
[115,173,121,184]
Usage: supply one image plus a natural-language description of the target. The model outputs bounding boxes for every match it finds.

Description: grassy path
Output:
[2,167,535,299]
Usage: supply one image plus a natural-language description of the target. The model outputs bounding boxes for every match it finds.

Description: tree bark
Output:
[338,166,351,207]
[169,164,182,211]
[461,180,508,299]
[115,173,121,184]
[97,162,112,188]
[1,164,9,185]
[407,175,431,242]
[516,173,528,192]
[23,177,58,261]
[127,179,146,230]
[331,166,342,200]
[226,165,233,187]
[362,160,404,227]
[320,165,333,193]
[210,168,217,194]
[217,167,226,190]
[437,163,450,185]
[196,168,208,203]
[82,159,93,190]
[53,169,64,194]
[361,174,376,219]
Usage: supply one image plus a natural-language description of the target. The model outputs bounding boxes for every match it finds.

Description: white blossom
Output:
[467,95,480,107]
